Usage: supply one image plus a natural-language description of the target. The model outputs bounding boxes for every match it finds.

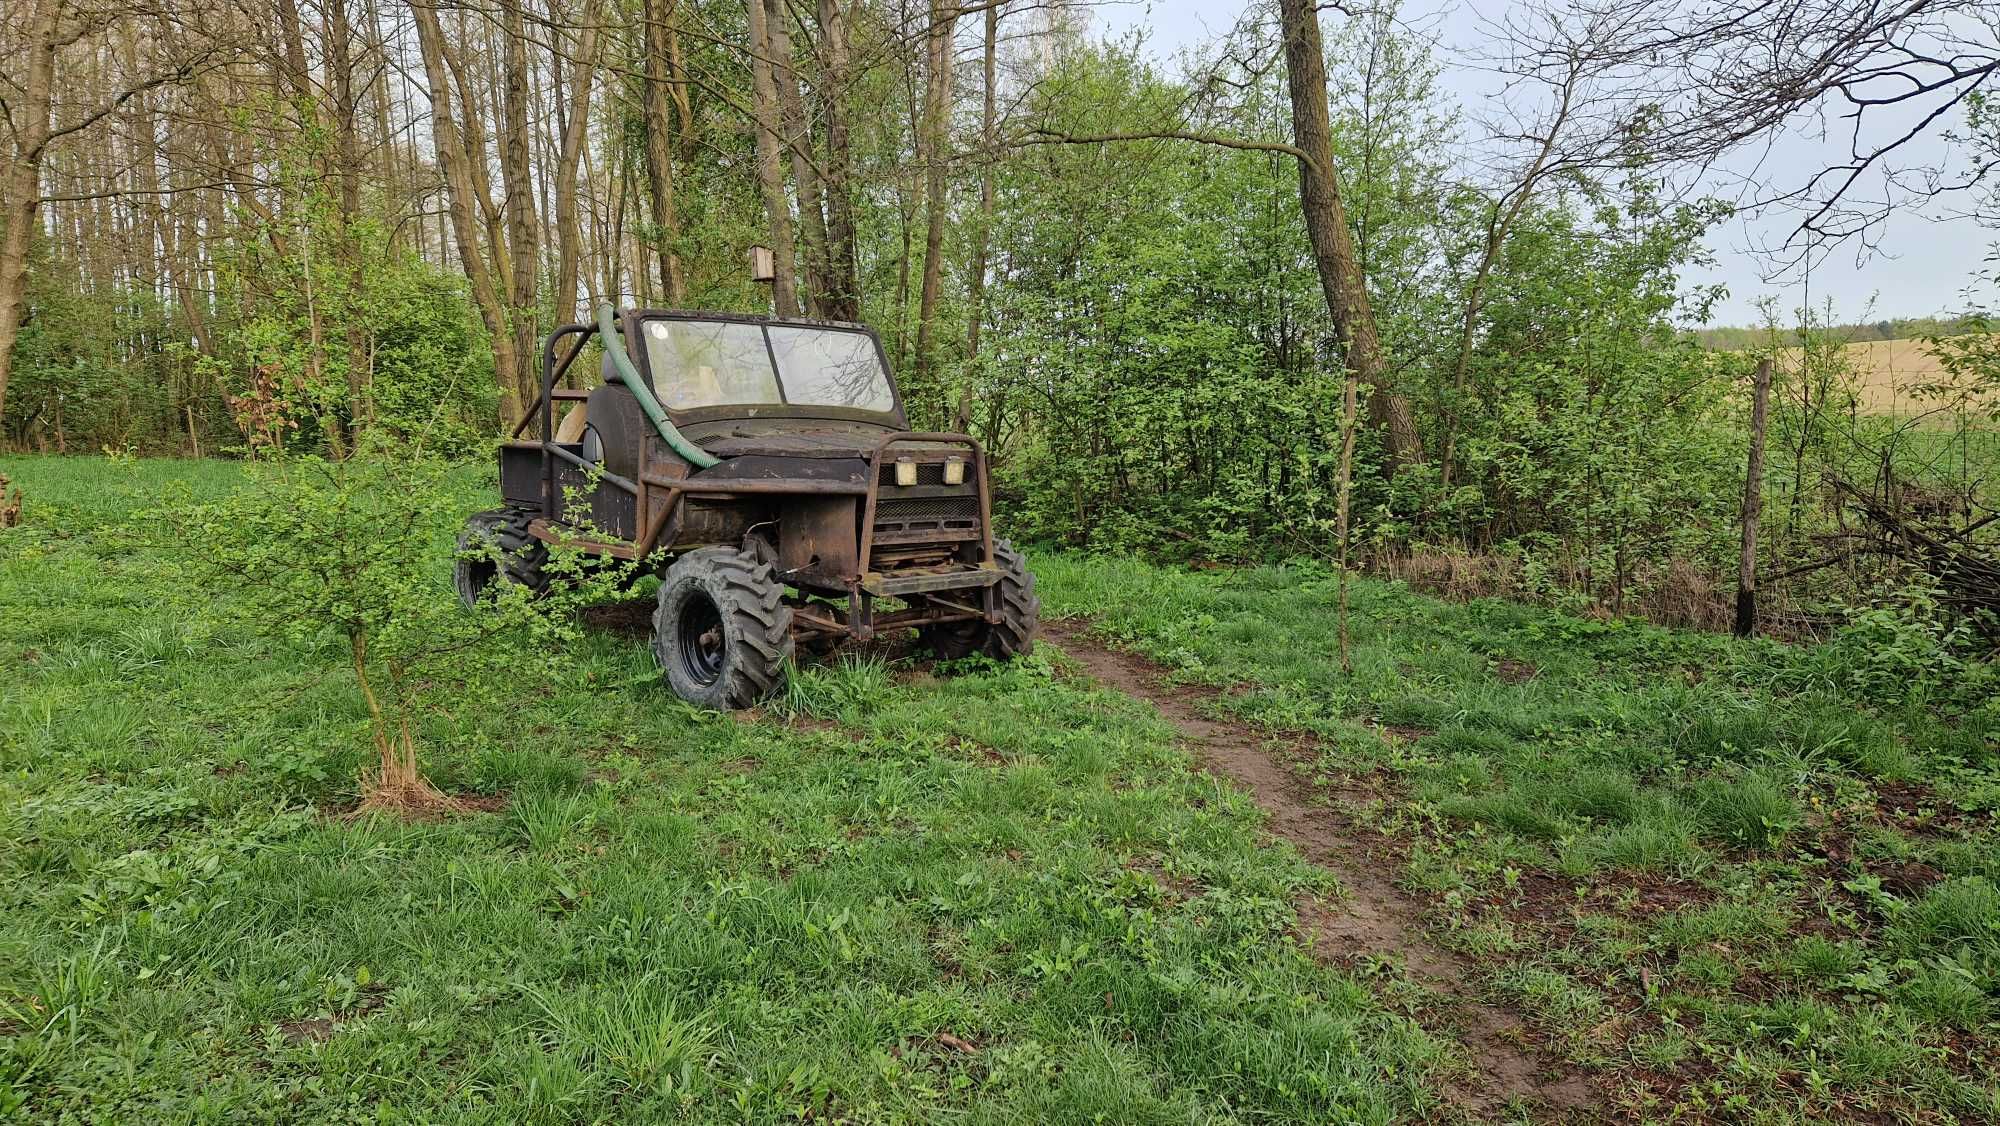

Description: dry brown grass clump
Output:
[346,640,470,820]
[354,742,464,818]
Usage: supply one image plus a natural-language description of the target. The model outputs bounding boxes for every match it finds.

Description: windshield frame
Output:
[624,309,905,425]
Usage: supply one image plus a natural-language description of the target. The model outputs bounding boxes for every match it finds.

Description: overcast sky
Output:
[1091,0,1996,328]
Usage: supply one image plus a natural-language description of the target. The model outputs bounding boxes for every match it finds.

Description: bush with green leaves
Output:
[171,440,628,810]
[975,38,1744,600]
[196,132,497,461]
[1813,579,1997,710]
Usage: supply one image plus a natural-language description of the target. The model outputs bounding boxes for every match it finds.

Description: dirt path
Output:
[1044,619,1603,1122]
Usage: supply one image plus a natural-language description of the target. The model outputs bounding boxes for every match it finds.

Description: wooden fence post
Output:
[1735,356,1773,638]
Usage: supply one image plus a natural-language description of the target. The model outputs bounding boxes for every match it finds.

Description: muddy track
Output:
[1043,619,1604,1122]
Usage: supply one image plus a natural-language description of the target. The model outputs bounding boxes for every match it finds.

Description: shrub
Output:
[174,440,626,814]
[1818,581,1993,710]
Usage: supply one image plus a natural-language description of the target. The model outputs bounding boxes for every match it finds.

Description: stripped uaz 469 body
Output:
[454,306,1038,708]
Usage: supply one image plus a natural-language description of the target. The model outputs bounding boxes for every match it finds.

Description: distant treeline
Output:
[1695,316,1985,351]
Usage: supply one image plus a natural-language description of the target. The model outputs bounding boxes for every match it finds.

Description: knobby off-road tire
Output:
[653,546,795,709]
[455,507,550,609]
[920,540,1039,661]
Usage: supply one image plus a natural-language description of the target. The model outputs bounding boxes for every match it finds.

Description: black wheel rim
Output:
[677,592,727,686]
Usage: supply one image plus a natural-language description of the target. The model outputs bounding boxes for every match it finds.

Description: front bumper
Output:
[860,562,1003,598]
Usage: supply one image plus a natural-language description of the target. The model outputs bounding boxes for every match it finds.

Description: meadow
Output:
[3,456,1997,1123]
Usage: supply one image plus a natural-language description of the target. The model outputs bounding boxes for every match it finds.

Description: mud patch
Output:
[1369,721,1434,744]
[279,1016,339,1044]
[1045,619,1602,1120]
[279,986,389,1044]
[1871,857,1946,898]
[1872,779,1983,838]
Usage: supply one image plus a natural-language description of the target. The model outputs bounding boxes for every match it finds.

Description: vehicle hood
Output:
[692,422,892,459]
[691,422,964,461]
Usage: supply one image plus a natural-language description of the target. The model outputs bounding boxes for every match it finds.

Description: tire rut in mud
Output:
[1044,619,1604,1122]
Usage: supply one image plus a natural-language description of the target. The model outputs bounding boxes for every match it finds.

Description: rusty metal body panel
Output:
[779,496,860,575]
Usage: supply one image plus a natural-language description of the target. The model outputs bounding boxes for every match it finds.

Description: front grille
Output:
[877,496,979,526]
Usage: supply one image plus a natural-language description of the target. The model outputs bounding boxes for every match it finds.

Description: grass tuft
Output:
[522,976,719,1097]
[509,789,593,854]
[773,652,895,721]
[1893,877,2000,953]
[1687,769,1800,849]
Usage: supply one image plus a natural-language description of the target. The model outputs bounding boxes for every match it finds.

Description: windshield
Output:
[639,318,895,413]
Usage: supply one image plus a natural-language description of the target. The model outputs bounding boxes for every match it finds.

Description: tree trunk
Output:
[665,6,695,160]
[158,120,211,356]
[328,0,373,440]
[745,0,799,316]
[1276,0,1423,469]
[1335,358,1359,671]
[642,0,687,303]
[1736,357,1773,637]
[271,0,314,108]
[603,140,627,302]
[766,0,831,316]
[0,0,61,427]
[274,0,337,450]
[499,0,542,413]
[411,0,524,424]
[556,0,602,319]
[956,0,998,431]
[816,0,862,320]
[914,0,957,379]
[361,0,399,248]
[441,17,512,301]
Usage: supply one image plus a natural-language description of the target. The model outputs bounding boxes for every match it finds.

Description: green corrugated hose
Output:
[597,304,720,470]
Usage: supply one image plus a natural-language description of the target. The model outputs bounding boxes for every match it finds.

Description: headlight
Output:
[942,457,966,485]
[894,458,917,487]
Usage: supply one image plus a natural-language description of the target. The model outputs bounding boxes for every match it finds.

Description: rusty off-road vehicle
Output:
[454,305,1038,708]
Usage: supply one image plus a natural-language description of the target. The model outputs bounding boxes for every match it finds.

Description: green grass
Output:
[1038,553,2000,1122]
[0,456,1446,1123]
[7,455,1999,1122]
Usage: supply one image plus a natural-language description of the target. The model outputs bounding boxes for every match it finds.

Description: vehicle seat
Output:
[555,401,589,443]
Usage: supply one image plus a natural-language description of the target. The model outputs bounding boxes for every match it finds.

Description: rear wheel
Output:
[455,508,549,608]
[653,547,794,709]
[919,540,1039,661]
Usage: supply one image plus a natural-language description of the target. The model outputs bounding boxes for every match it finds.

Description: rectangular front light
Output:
[894,458,917,487]
[942,457,966,485]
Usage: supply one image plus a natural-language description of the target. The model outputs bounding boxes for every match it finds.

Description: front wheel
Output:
[919,540,1039,661]
[653,547,795,709]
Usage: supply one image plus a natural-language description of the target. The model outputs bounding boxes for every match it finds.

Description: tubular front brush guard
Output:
[857,432,994,574]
